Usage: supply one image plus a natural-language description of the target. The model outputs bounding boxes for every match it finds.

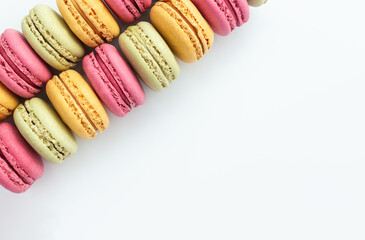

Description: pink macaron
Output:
[0,123,44,193]
[83,43,145,117]
[191,0,250,36]
[0,29,52,98]
[103,0,152,23]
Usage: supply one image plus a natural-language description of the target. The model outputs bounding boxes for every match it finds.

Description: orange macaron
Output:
[46,70,109,139]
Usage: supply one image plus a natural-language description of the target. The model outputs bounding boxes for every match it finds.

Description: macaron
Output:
[46,70,109,139]
[57,0,120,48]
[22,4,85,71]
[13,98,77,164]
[0,83,19,121]
[83,44,145,117]
[0,123,44,193]
[191,0,250,36]
[0,29,52,98]
[150,0,214,63]
[119,21,180,91]
[248,0,267,7]
[103,0,152,23]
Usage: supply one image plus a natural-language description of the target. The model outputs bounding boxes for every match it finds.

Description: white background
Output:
[1,0,365,239]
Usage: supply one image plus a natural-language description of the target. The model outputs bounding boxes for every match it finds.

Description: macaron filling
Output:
[17,102,72,162]
[92,49,134,112]
[24,14,76,69]
[127,0,145,16]
[0,139,31,190]
[126,0,141,17]
[0,104,11,118]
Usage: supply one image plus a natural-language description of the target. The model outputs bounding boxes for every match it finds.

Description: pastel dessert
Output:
[22,4,85,71]
[57,0,120,48]
[0,123,44,193]
[119,21,180,91]
[103,0,152,23]
[150,0,214,63]
[46,70,109,139]
[248,0,267,7]
[0,83,19,121]
[191,0,250,36]
[83,44,145,117]
[14,98,77,164]
[0,29,52,98]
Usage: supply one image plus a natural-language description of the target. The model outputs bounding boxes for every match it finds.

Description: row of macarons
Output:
[0,0,267,194]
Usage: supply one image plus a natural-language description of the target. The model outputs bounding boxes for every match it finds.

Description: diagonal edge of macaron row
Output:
[0,0,267,193]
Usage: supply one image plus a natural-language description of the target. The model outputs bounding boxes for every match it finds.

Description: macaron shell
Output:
[0,123,43,184]
[0,83,19,121]
[248,0,267,7]
[47,70,109,139]
[14,98,77,164]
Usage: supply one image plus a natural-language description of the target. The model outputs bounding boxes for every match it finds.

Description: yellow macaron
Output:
[0,83,19,121]
[46,70,109,139]
[56,0,120,48]
[150,0,214,63]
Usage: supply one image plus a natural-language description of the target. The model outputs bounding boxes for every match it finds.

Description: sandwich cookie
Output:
[103,0,152,23]
[0,29,52,98]
[248,0,267,7]
[0,83,19,121]
[46,70,109,139]
[57,0,120,48]
[0,123,44,193]
[191,0,250,36]
[14,98,77,164]
[119,21,180,91]
[150,0,214,63]
[22,4,85,71]
[83,44,145,117]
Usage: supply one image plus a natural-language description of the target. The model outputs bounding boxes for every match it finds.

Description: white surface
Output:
[1,0,365,239]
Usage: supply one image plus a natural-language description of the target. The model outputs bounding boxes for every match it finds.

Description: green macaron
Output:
[13,98,77,164]
[119,21,180,92]
[21,4,85,71]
